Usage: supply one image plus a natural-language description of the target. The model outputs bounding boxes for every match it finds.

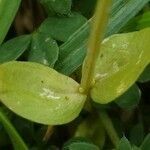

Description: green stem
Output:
[80,0,112,94]
[99,110,120,147]
[43,125,54,142]
[0,108,28,150]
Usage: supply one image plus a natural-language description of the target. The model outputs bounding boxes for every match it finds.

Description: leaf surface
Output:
[140,134,150,150]
[0,61,86,125]
[40,0,72,15]
[117,137,132,150]
[91,28,150,104]
[39,12,87,42]
[0,0,21,44]
[115,84,141,110]
[0,35,31,64]
[28,33,59,67]
[55,0,150,75]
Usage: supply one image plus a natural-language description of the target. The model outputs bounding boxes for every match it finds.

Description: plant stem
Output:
[80,0,112,94]
[43,125,54,142]
[99,110,120,147]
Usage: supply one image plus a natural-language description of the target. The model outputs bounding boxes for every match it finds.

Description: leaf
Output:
[63,140,99,150]
[121,11,150,32]
[73,0,97,18]
[138,64,150,83]
[0,61,86,125]
[55,0,150,75]
[0,35,31,64]
[91,28,150,104]
[115,84,141,110]
[0,108,28,150]
[64,142,99,150]
[137,12,150,30]
[132,146,141,150]
[74,117,105,149]
[28,33,59,67]
[140,134,150,150]
[117,137,132,150]
[40,0,72,15]
[39,12,87,42]
[0,0,21,44]
[129,123,144,146]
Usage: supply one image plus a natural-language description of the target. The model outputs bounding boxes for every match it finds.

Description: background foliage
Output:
[0,0,150,149]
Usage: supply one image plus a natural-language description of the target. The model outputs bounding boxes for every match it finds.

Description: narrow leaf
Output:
[55,0,149,75]
[0,0,21,44]
[0,108,28,150]
[0,35,31,64]
[140,134,150,150]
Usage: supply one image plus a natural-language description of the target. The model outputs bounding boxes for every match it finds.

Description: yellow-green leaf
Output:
[0,61,86,125]
[91,28,150,104]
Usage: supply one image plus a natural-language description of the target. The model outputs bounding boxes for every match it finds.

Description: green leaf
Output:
[129,123,144,146]
[138,64,150,83]
[0,0,21,44]
[0,61,86,125]
[140,134,150,150]
[28,33,59,67]
[117,137,132,150]
[137,12,150,30]
[40,0,72,15]
[115,84,141,110]
[63,141,99,150]
[0,108,28,150]
[74,117,105,149]
[39,12,87,42]
[55,0,150,75]
[0,35,31,64]
[122,11,150,32]
[91,28,150,104]
[73,0,97,18]
[132,146,141,150]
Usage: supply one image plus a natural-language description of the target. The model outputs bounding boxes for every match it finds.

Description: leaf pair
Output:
[0,12,87,68]
[0,31,59,68]
[0,28,150,125]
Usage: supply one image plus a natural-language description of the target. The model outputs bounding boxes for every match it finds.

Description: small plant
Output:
[0,0,150,149]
